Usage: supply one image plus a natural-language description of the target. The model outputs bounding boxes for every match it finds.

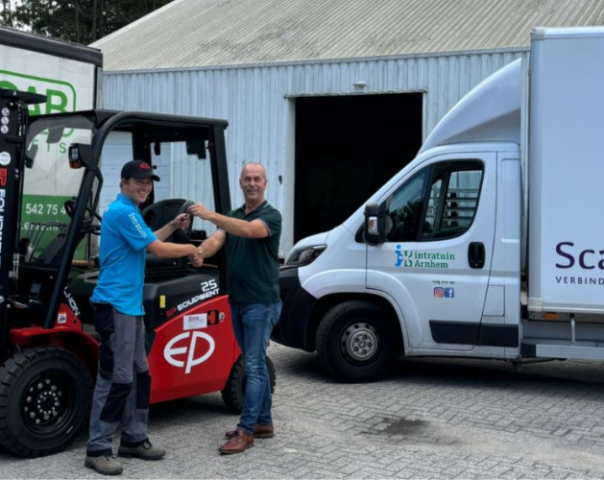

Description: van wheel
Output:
[317,301,395,383]
[0,347,93,457]
[221,355,276,413]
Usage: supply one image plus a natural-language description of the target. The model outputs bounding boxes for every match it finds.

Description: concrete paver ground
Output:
[2,343,604,478]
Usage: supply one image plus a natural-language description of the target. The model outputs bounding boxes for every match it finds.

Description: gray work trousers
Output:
[86,305,151,456]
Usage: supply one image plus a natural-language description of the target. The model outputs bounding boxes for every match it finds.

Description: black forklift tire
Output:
[316,300,396,383]
[221,355,276,413]
[0,347,93,457]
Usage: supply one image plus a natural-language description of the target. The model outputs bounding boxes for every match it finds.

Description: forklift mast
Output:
[0,90,46,346]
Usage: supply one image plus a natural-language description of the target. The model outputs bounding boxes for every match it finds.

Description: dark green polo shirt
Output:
[225,201,282,303]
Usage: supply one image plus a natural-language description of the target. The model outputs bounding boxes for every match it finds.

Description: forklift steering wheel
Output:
[174,199,195,243]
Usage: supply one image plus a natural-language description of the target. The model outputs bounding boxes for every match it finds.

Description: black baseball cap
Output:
[121,160,160,181]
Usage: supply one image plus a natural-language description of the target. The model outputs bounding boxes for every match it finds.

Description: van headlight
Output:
[285,245,327,267]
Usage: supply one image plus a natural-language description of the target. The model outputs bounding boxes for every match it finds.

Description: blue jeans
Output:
[230,301,281,434]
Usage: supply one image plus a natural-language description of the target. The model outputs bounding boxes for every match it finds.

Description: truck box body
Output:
[0,27,102,260]
[528,28,604,314]
[0,28,101,114]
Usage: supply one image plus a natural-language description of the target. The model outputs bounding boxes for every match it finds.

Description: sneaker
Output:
[225,423,274,439]
[84,455,124,476]
[118,440,166,460]
[218,429,254,454]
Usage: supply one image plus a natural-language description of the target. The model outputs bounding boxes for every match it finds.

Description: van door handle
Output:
[468,242,485,269]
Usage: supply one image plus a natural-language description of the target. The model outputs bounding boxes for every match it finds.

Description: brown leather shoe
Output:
[219,429,254,454]
[225,423,274,439]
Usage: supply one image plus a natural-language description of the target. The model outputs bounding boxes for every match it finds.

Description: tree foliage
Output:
[0,0,175,44]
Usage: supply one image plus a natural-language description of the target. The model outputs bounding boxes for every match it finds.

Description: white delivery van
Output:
[0,27,102,259]
[274,26,604,382]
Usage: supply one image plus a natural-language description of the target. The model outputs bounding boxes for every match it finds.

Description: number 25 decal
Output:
[201,279,218,292]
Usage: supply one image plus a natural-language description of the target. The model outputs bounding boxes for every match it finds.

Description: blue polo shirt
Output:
[91,193,157,315]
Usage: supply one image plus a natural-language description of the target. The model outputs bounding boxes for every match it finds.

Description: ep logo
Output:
[164,331,215,374]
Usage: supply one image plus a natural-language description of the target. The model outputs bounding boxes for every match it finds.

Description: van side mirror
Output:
[364,202,386,245]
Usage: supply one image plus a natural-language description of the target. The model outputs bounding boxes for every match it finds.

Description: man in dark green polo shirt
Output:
[189,162,281,455]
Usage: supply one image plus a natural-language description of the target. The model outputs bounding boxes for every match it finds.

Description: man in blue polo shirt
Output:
[85,160,202,476]
[189,162,281,455]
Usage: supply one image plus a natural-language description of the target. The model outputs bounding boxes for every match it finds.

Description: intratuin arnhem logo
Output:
[395,245,455,269]
[395,245,413,267]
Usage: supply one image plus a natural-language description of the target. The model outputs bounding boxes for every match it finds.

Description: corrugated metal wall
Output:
[101,49,527,255]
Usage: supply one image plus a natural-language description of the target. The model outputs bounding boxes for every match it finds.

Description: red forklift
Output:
[0,89,274,457]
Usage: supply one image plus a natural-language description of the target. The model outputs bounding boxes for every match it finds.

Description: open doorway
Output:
[294,93,423,242]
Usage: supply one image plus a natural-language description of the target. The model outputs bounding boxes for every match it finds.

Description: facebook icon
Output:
[444,288,455,298]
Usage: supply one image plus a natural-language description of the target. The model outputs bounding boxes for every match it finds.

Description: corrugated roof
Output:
[92,0,604,71]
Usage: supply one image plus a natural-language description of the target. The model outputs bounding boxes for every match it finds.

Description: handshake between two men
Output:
[173,200,259,268]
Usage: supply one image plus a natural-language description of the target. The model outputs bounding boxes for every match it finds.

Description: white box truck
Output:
[0,27,102,259]
[274,26,604,382]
